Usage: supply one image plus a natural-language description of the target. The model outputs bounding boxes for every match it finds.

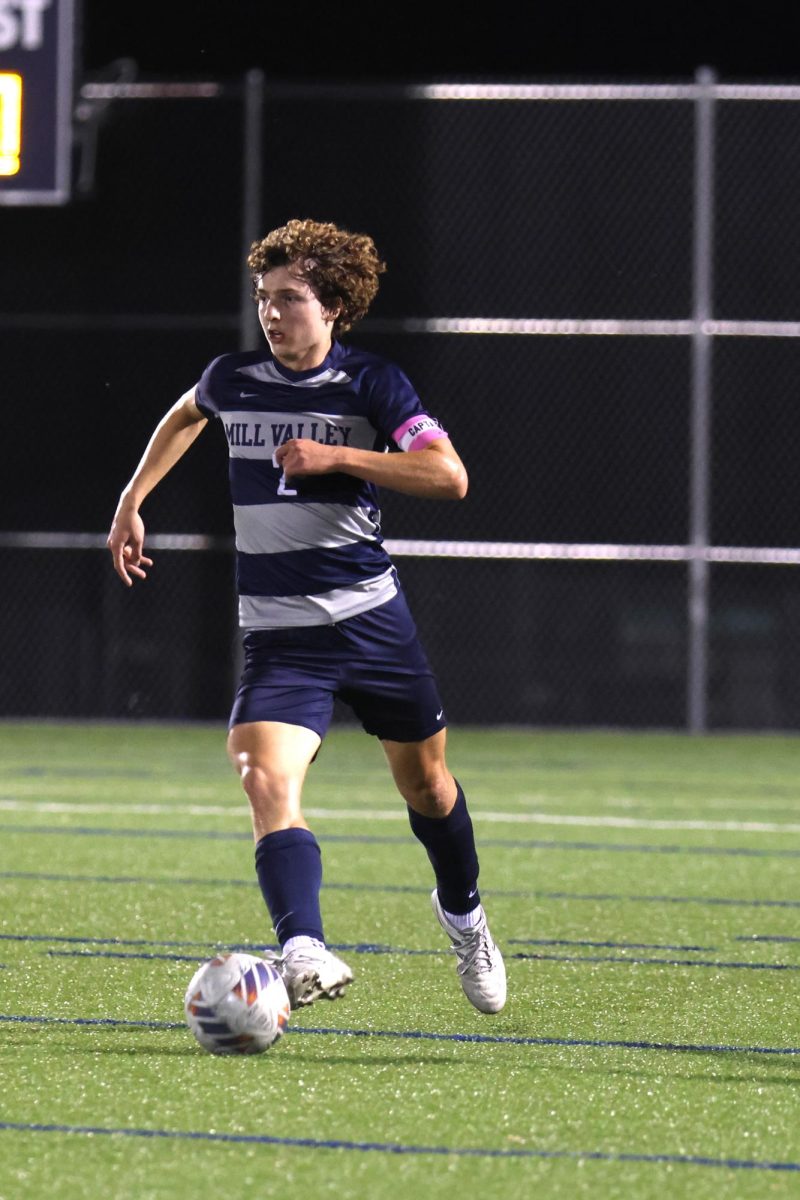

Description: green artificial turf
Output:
[1,721,799,1198]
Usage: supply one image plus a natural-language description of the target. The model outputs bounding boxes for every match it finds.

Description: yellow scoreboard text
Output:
[0,73,22,176]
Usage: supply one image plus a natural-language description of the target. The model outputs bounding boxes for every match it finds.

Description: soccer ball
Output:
[184,952,290,1054]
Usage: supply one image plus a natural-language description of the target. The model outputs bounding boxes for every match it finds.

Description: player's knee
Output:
[400,770,454,818]
[237,760,286,806]
[232,758,307,837]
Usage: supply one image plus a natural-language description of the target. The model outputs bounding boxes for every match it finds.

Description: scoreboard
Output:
[0,0,75,204]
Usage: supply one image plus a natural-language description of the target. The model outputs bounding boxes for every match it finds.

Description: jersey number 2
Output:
[272,452,298,496]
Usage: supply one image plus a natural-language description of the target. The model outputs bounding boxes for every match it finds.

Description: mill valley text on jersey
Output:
[223,418,357,449]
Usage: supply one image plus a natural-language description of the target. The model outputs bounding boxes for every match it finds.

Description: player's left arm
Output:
[274,436,468,500]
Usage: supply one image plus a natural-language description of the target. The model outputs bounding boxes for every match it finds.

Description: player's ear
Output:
[323,298,343,324]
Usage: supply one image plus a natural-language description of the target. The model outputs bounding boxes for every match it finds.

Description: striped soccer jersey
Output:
[194,340,447,629]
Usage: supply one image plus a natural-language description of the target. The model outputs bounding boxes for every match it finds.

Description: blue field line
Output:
[6,869,800,911]
[0,871,255,887]
[540,891,800,910]
[0,932,716,953]
[6,821,800,859]
[2,931,716,954]
[43,944,439,963]
[737,935,800,943]
[3,1012,800,1057]
[511,952,800,971]
[0,933,419,954]
[45,950,242,964]
[510,938,717,952]
[0,932,275,951]
[0,824,250,841]
[0,1119,799,1171]
[42,945,800,973]
[1,1014,184,1029]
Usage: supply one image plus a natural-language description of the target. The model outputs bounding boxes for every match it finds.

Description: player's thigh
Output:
[228,721,322,838]
[228,720,322,793]
[381,729,456,816]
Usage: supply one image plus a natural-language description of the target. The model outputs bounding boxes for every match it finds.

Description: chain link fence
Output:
[2,77,799,729]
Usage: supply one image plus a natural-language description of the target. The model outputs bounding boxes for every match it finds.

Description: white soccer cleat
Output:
[431,890,507,1014]
[279,940,354,1010]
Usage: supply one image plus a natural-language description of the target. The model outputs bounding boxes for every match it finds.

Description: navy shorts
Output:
[229,590,447,743]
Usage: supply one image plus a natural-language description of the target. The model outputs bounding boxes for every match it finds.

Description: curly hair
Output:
[247,218,387,336]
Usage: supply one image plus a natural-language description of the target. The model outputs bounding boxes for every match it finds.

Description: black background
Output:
[8,0,800,540]
[8,0,799,534]
[80,2,800,84]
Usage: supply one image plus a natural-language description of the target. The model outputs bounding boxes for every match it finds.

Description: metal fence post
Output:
[687,66,717,733]
[239,68,264,351]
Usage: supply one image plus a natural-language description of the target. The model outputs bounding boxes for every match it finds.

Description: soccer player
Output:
[107,218,506,1015]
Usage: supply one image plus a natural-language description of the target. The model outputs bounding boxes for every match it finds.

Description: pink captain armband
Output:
[392,415,448,452]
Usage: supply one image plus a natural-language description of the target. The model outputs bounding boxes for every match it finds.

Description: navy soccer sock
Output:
[254,827,325,946]
[407,781,480,914]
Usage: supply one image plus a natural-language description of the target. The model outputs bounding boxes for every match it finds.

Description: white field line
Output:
[1,798,800,834]
[601,794,800,815]
[5,779,793,813]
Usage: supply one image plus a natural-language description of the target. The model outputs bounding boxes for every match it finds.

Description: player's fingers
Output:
[111,549,133,586]
[111,542,150,585]
[122,545,152,563]
[121,547,153,581]
[275,439,300,464]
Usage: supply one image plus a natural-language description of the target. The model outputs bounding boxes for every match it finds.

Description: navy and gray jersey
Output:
[194,340,447,630]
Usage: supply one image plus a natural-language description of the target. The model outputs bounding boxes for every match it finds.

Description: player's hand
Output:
[107,505,153,586]
[274,438,341,480]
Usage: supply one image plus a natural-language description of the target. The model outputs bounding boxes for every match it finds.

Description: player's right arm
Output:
[107,387,208,586]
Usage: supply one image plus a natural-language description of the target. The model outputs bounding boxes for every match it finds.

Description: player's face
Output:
[254,266,337,370]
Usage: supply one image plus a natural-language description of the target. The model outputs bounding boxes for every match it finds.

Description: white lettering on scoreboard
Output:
[0,0,51,51]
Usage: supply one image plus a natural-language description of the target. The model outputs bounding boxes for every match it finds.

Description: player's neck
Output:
[271,338,334,373]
